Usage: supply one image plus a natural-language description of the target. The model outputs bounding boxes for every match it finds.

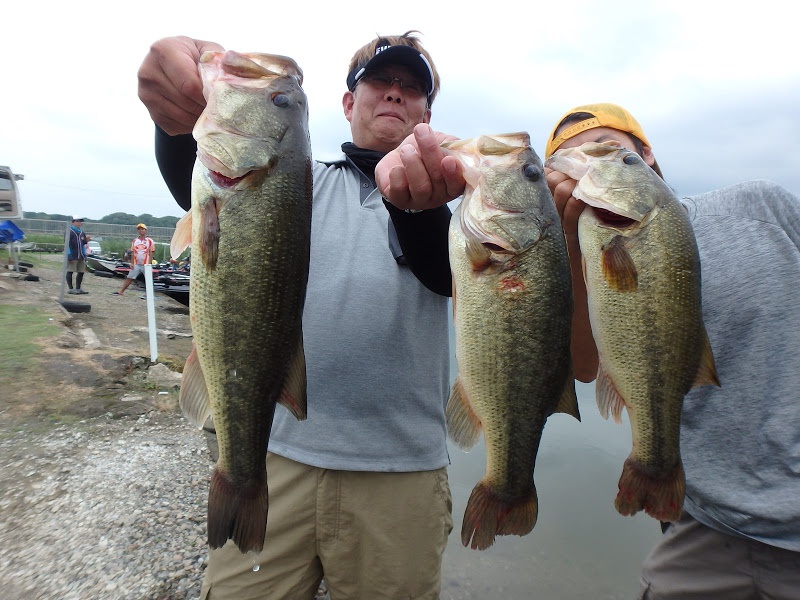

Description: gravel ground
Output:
[0,258,333,600]
[0,412,211,600]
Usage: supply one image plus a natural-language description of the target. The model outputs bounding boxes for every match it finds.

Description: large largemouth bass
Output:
[545,141,719,522]
[171,50,312,553]
[444,133,579,550]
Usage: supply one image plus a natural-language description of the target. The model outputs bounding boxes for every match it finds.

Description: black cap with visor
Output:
[346,43,434,104]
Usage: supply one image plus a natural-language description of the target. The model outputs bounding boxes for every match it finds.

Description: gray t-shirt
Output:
[268,158,451,472]
[681,180,800,551]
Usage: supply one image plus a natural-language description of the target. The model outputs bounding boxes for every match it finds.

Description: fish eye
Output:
[522,163,541,181]
[623,154,641,165]
[272,93,290,108]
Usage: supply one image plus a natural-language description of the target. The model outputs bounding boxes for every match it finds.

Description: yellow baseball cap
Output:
[545,102,653,159]
[136,223,147,229]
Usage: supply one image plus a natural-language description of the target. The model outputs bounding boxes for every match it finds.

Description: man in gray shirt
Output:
[139,31,453,599]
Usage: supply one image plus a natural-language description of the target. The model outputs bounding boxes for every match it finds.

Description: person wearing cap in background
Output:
[543,103,800,600]
[113,223,154,296]
[66,217,91,295]
[378,102,800,599]
[138,31,452,598]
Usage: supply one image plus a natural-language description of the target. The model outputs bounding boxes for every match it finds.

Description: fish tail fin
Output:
[461,481,538,550]
[207,467,268,553]
[446,377,482,449]
[614,458,685,522]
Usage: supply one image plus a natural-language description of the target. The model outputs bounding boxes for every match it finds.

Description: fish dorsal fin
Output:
[171,211,193,260]
[595,362,627,424]
[278,331,308,420]
[601,235,638,292]
[693,328,721,389]
[446,377,482,450]
[179,344,212,428]
[476,135,517,156]
[582,140,623,157]
[553,365,581,421]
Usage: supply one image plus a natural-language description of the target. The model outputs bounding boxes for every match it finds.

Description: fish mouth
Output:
[482,242,513,254]
[592,207,637,228]
[209,170,250,188]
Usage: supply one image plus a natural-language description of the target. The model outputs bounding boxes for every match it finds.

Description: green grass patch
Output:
[0,305,61,374]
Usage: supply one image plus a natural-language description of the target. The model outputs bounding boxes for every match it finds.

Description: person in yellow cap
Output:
[542,102,800,600]
[114,223,154,295]
[543,103,663,377]
[377,103,800,599]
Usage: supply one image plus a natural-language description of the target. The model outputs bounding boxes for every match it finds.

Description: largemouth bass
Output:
[545,141,719,522]
[171,50,312,553]
[444,133,579,550]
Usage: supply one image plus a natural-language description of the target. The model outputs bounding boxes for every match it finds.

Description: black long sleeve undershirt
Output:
[153,126,453,296]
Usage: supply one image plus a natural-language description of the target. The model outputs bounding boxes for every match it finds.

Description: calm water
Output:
[439,318,661,599]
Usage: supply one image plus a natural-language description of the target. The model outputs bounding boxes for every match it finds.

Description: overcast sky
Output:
[3,1,798,220]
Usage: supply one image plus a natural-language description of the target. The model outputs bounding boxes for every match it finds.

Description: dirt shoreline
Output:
[1,253,193,424]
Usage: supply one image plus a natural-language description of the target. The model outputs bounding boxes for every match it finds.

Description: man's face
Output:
[342,64,431,153]
[138,228,147,236]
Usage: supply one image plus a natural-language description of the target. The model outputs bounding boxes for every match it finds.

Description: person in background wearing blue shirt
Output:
[66,217,90,295]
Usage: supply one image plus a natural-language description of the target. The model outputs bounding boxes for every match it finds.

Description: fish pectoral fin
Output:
[464,238,494,271]
[553,366,581,421]
[601,236,638,292]
[178,345,212,428]
[445,377,482,450]
[595,363,627,424]
[692,328,721,389]
[171,211,193,260]
[199,197,222,270]
[278,334,308,420]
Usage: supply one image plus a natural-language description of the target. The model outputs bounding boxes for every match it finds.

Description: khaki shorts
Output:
[639,510,800,599]
[200,453,453,600]
[67,259,86,273]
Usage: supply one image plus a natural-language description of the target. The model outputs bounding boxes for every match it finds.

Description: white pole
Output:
[144,263,158,362]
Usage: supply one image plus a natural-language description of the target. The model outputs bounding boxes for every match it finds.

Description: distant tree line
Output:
[23,211,180,228]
